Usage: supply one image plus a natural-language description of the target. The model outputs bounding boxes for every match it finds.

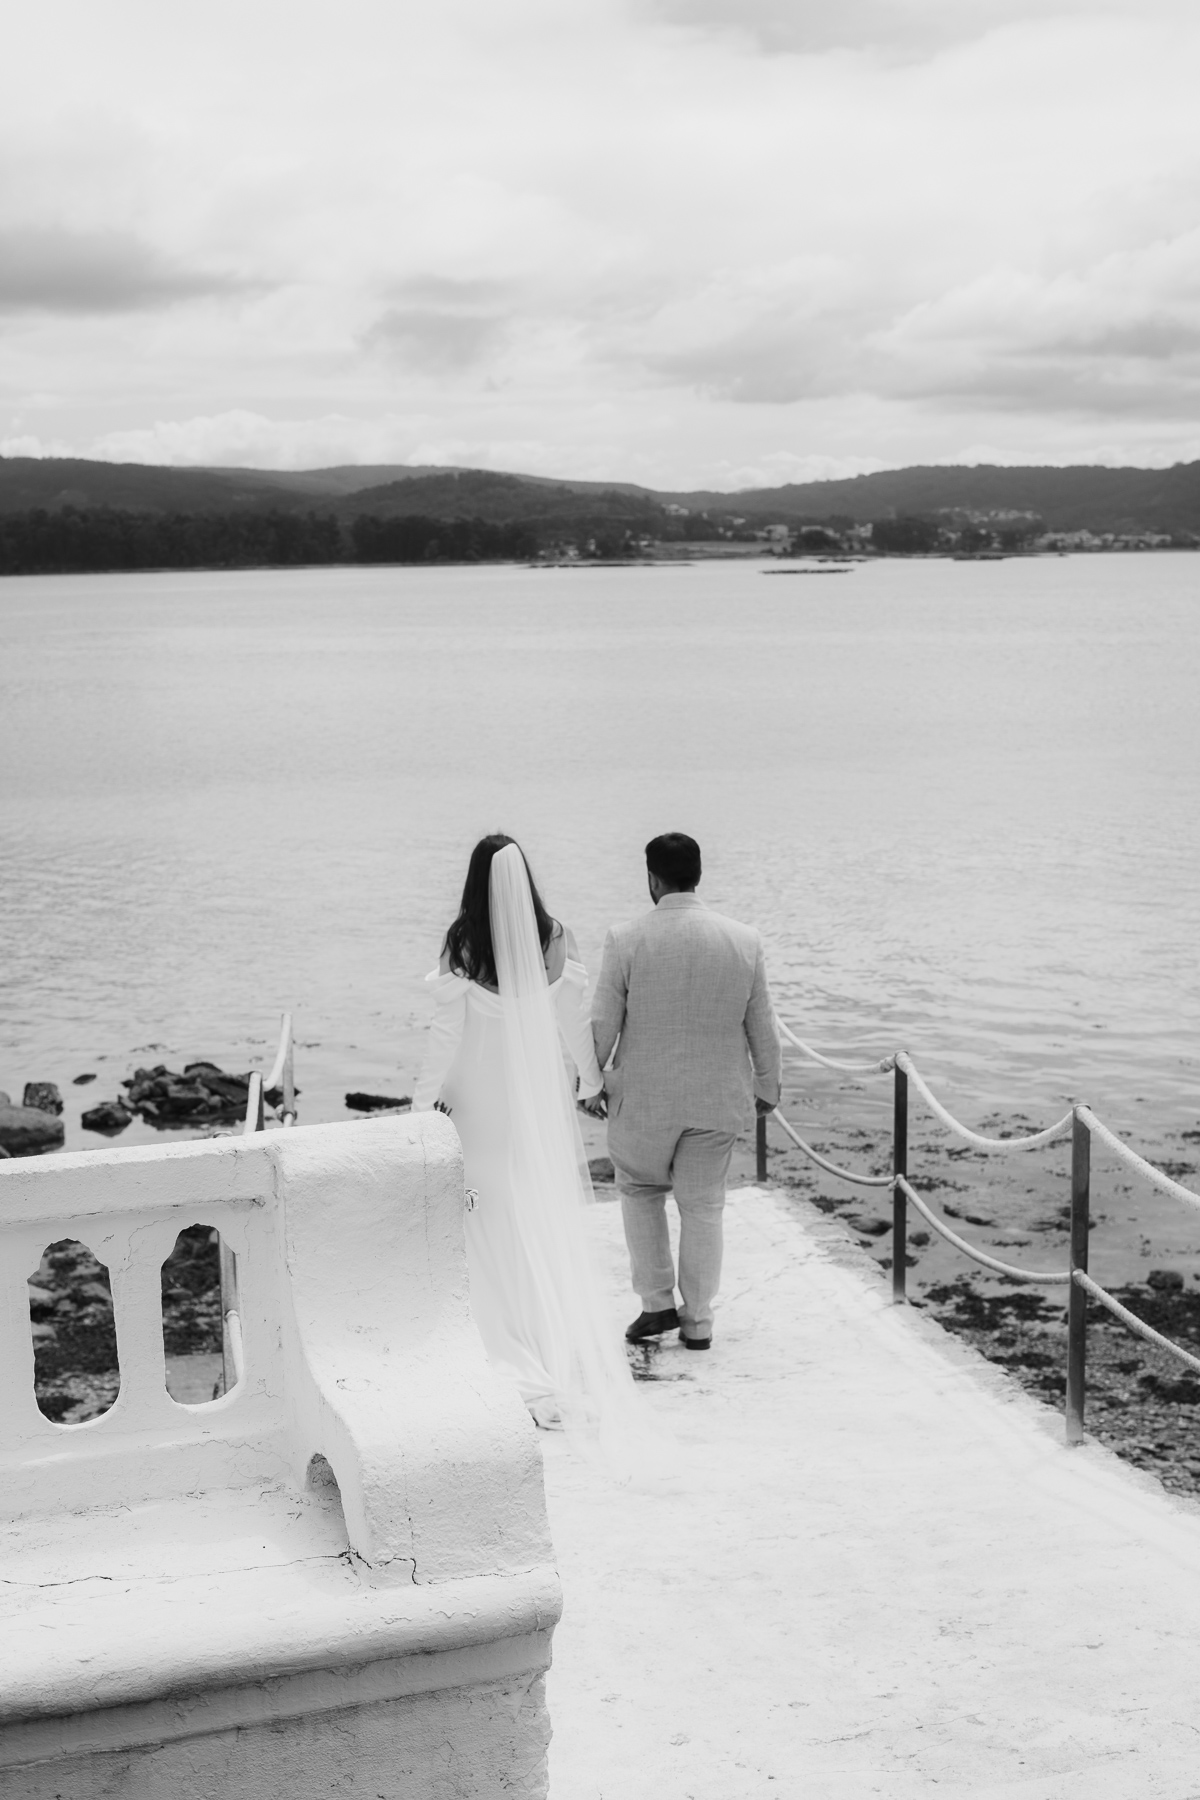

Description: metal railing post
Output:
[756,1111,768,1183]
[282,1027,296,1125]
[243,1070,264,1135]
[1066,1107,1090,1445]
[892,1060,908,1303]
[218,1237,239,1396]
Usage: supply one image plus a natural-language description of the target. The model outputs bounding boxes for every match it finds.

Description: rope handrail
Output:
[1077,1106,1200,1216]
[896,1053,1074,1152]
[244,1011,297,1132]
[264,1009,294,1096]
[896,1176,1070,1285]
[760,1022,1200,1447]
[778,1020,894,1077]
[1072,1270,1200,1377]
[769,1108,892,1188]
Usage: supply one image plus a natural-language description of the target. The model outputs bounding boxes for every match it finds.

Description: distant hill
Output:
[335,468,660,525]
[2,453,1200,536]
[663,463,1200,535]
[0,457,320,516]
[240,463,450,498]
[0,456,656,520]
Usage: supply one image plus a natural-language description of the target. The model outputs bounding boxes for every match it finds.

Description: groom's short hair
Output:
[645,833,701,891]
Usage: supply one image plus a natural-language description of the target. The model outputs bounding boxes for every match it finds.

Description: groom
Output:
[588,833,781,1350]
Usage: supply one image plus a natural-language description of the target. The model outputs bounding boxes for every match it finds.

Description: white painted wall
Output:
[0,1115,560,1797]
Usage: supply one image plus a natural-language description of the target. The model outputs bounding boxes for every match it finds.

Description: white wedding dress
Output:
[412,847,641,1447]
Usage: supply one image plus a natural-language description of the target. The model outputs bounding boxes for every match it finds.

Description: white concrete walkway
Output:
[543,1185,1200,1800]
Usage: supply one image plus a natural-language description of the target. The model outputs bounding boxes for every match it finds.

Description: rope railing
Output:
[896,1175,1069,1284]
[1077,1105,1200,1215]
[1072,1270,1200,1378]
[759,1027,1200,1449]
[242,1011,297,1134]
[778,1019,894,1077]
[770,1108,892,1188]
[895,1052,1074,1151]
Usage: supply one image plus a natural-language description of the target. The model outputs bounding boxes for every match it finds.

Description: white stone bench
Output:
[0,1113,560,1798]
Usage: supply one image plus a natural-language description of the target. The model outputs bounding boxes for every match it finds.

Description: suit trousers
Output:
[609,1119,737,1339]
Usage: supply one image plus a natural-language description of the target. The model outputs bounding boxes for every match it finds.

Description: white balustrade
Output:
[0,1113,560,1799]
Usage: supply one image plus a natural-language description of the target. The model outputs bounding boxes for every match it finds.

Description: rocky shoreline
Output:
[13,1062,1200,1487]
[0,1082,65,1157]
[749,1086,1200,1501]
[0,1060,298,1153]
[29,1229,224,1423]
[914,1273,1200,1498]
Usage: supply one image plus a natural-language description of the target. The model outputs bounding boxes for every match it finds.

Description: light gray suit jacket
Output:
[591,892,782,1137]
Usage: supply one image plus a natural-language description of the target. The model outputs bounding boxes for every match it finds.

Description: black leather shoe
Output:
[681,1334,711,1350]
[625,1307,680,1343]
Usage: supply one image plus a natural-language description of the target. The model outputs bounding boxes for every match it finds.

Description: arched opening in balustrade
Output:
[162,1225,236,1404]
[29,1239,119,1424]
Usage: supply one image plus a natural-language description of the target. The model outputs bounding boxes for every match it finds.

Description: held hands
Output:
[578,1090,608,1120]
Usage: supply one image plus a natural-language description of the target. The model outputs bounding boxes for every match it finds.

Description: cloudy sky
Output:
[2,0,1198,487]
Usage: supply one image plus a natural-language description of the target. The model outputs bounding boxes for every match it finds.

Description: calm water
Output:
[2,555,1199,1225]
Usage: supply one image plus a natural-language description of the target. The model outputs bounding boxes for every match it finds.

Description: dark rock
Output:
[73,1072,98,1085]
[588,1156,616,1184]
[943,1202,996,1227]
[81,1099,133,1135]
[263,1081,302,1107]
[345,1092,411,1113]
[0,1102,65,1156]
[848,1214,890,1237]
[1148,1269,1185,1292]
[23,1082,63,1115]
[122,1062,252,1125]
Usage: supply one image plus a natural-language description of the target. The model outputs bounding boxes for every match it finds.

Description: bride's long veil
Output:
[489,843,647,1464]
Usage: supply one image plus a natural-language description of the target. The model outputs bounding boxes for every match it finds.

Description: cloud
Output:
[696,449,896,488]
[871,239,1200,415]
[1,0,1200,481]
[81,410,383,469]
[0,225,243,315]
[640,0,1179,57]
[0,431,78,458]
[362,277,511,371]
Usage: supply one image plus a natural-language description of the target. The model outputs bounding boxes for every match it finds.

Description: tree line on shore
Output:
[0,506,546,574]
[1,501,1192,576]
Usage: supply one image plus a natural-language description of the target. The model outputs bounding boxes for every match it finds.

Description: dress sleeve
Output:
[412,968,469,1112]
[590,926,627,1073]
[554,959,604,1100]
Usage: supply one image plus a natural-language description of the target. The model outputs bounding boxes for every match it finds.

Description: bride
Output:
[412,835,637,1441]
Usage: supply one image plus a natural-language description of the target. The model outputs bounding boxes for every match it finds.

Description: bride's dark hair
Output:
[443,834,556,988]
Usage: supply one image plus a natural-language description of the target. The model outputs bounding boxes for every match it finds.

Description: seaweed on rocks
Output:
[28,1229,224,1422]
[81,1098,133,1134]
[160,1226,223,1356]
[117,1060,296,1126]
[923,1274,1200,1496]
[29,1240,119,1422]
